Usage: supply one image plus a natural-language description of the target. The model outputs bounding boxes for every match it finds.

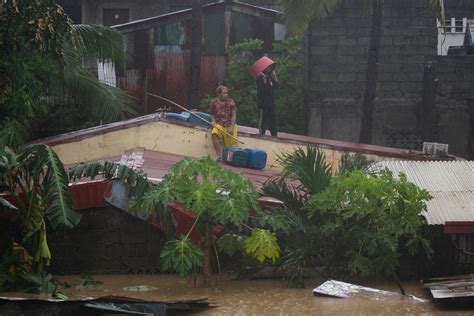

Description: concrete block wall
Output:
[307,0,371,142]
[444,0,474,19]
[376,0,437,99]
[371,0,437,147]
[308,0,474,158]
[48,207,164,274]
[435,56,474,157]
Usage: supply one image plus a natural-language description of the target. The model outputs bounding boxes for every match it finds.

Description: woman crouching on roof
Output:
[209,85,238,159]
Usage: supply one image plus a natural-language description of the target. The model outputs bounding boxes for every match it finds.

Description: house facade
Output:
[373,160,474,275]
[38,112,456,274]
[306,0,474,159]
[112,1,283,113]
[60,0,277,25]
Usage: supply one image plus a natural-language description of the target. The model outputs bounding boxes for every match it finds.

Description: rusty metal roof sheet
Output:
[130,149,278,190]
[112,1,283,33]
[64,148,280,211]
[372,160,474,225]
[67,148,277,191]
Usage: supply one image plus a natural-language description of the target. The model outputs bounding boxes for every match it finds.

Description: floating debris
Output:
[424,274,474,300]
[0,295,212,315]
[123,285,159,292]
[84,302,166,315]
[313,280,426,302]
[74,274,103,287]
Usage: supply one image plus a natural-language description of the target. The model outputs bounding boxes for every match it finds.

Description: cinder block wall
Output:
[307,0,371,143]
[370,0,437,147]
[48,207,164,274]
[435,56,474,157]
[307,0,474,158]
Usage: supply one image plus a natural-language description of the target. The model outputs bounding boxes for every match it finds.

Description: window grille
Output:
[383,130,423,150]
[438,18,468,34]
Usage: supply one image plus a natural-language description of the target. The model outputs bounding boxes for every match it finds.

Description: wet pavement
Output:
[2,274,474,315]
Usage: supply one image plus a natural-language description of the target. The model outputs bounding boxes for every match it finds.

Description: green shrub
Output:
[310,169,432,279]
[262,145,432,286]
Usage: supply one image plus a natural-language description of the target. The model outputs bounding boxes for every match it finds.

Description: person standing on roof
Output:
[252,56,278,137]
[209,85,237,158]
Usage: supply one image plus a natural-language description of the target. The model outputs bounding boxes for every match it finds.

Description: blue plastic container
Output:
[188,111,212,128]
[222,147,249,167]
[180,112,191,120]
[244,148,267,170]
[165,112,189,122]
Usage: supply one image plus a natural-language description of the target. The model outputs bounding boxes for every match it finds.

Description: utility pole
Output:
[187,0,202,108]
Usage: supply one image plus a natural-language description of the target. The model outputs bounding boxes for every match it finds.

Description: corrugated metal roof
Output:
[372,161,474,225]
[67,149,277,190]
[112,1,282,33]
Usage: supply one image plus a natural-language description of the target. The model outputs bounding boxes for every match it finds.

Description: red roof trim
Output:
[444,221,474,234]
[69,180,110,210]
[33,115,455,161]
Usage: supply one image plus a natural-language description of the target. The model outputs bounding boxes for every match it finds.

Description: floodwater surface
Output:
[3,274,474,315]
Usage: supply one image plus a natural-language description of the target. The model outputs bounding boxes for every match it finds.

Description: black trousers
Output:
[259,107,277,137]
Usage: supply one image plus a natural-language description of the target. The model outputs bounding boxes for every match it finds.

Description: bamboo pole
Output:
[147,93,244,145]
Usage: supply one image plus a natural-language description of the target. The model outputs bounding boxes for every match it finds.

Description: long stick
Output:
[147,93,244,145]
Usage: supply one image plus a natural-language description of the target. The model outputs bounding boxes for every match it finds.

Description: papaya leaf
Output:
[160,236,203,276]
[217,234,243,256]
[244,229,280,263]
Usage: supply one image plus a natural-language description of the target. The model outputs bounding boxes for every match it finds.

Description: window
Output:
[437,17,468,55]
[154,22,184,46]
[440,18,468,34]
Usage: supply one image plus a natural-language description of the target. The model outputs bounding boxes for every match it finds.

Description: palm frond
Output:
[275,145,332,195]
[0,119,29,148]
[0,145,20,195]
[278,0,342,35]
[428,0,444,23]
[261,176,305,212]
[0,197,17,211]
[69,160,152,198]
[20,144,80,229]
[0,145,18,175]
[70,24,127,67]
[51,69,136,123]
[280,0,443,35]
[338,152,374,174]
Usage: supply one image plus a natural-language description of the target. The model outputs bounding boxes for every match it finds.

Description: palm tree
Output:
[28,24,137,141]
[0,144,152,291]
[279,0,443,144]
[61,24,136,121]
[0,144,79,274]
[261,145,332,287]
[0,1,136,147]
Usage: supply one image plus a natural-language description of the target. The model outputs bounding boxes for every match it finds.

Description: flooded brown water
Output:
[2,274,474,315]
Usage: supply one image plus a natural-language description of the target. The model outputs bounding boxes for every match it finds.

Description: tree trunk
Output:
[417,61,439,142]
[201,223,212,287]
[304,22,313,136]
[187,0,202,109]
[359,0,383,144]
